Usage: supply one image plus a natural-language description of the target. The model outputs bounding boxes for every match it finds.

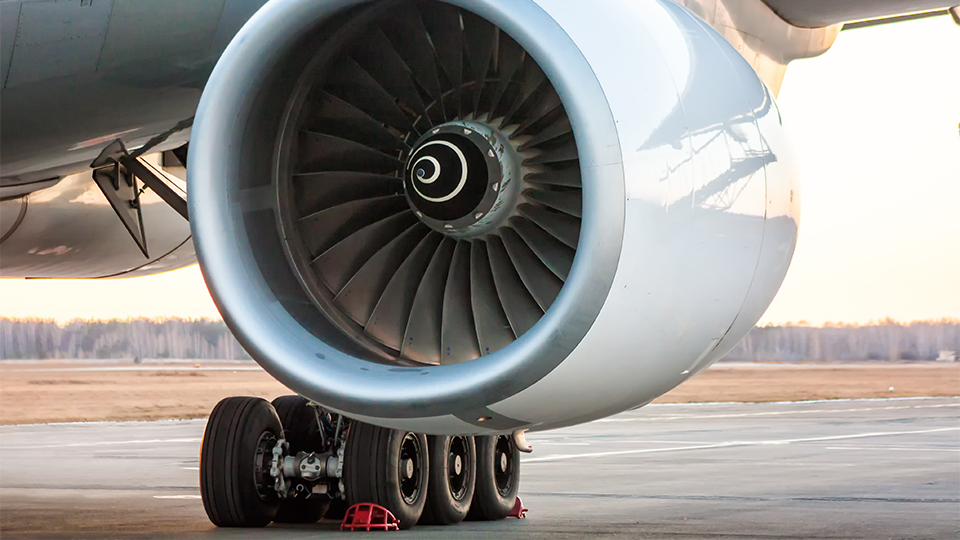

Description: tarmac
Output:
[1,397,957,539]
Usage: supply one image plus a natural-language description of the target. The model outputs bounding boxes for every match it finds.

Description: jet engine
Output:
[189,0,800,434]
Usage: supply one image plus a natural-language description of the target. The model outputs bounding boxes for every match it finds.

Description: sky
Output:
[0,16,958,326]
[762,16,960,325]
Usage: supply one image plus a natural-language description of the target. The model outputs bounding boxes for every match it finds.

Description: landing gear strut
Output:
[271,395,332,523]
[199,395,524,529]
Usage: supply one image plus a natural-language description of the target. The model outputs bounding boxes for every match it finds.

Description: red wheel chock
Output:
[340,503,400,531]
[509,496,528,519]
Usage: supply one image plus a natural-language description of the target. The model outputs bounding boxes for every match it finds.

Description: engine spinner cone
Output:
[404,121,521,239]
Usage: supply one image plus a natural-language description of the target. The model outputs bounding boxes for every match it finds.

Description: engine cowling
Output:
[189,0,799,434]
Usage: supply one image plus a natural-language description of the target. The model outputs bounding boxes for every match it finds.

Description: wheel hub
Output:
[399,433,423,504]
[404,121,521,239]
[447,436,470,501]
[494,435,514,497]
[253,431,278,501]
[402,458,415,480]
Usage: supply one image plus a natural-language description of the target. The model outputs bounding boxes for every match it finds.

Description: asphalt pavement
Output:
[1,397,957,539]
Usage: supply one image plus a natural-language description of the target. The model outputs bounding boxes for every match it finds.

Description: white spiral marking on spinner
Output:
[411,140,468,203]
[413,156,441,184]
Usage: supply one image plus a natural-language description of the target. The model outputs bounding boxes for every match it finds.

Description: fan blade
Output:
[525,167,581,188]
[486,235,543,337]
[304,91,407,153]
[487,34,523,117]
[494,54,541,121]
[327,58,415,132]
[501,61,547,126]
[312,211,420,294]
[350,27,429,124]
[499,227,562,311]
[461,10,496,115]
[298,195,408,256]
[298,131,402,175]
[365,232,444,351]
[402,238,457,364]
[380,2,445,121]
[335,223,432,326]
[292,172,403,217]
[517,203,580,249]
[470,239,516,355]
[523,188,582,217]
[523,137,579,165]
[509,216,574,281]
[513,91,563,139]
[459,46,475,117]
[519,114,572,151]
[440,241,481,364]
[417,0,463,119]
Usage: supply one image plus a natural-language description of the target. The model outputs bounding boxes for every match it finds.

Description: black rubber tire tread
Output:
[343,421,375,511]
[200,396,281,527]
[270,395,331,524]
[342,423,362,510]
[272,395,323,455]
[347,421,376,507]
[467,435,520,521]
[343,422,429,529]
[420,435,476,525]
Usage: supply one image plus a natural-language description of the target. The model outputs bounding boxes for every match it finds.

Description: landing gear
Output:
[199,396,522,529]
[199,397,281,527]
[343,422,429,530]
[201,396,341,527]
[469,435,521,521]
[271,396,331,523]
[420,435,476,524]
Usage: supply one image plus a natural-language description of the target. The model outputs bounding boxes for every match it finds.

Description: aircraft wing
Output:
[762,0,956,27]
[674,0,957,94]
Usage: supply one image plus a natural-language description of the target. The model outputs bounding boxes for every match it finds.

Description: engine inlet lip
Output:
[189,0,626,421]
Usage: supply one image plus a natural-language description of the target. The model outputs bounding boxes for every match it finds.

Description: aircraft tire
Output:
[420,435,476,525]
[343,422,429,529]
[270,395,331,524]
[200,396,281,527]
[467,435,519,521]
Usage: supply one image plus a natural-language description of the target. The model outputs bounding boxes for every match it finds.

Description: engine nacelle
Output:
[189,0,799,434]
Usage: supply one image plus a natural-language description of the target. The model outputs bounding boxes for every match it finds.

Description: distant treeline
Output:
[725,319,959,362]
[0,317,957,362]
[0,318,250,360]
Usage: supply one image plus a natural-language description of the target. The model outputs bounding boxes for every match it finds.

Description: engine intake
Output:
[189,0,799,434]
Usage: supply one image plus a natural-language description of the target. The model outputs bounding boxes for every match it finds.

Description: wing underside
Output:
[761,0,955,28]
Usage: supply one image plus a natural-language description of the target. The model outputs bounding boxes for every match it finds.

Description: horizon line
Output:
[1,316,958,329]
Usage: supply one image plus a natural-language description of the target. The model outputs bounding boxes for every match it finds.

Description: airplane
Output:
[1,0,956,531]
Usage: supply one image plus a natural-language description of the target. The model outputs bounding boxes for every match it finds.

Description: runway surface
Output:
[2,397,957,539]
